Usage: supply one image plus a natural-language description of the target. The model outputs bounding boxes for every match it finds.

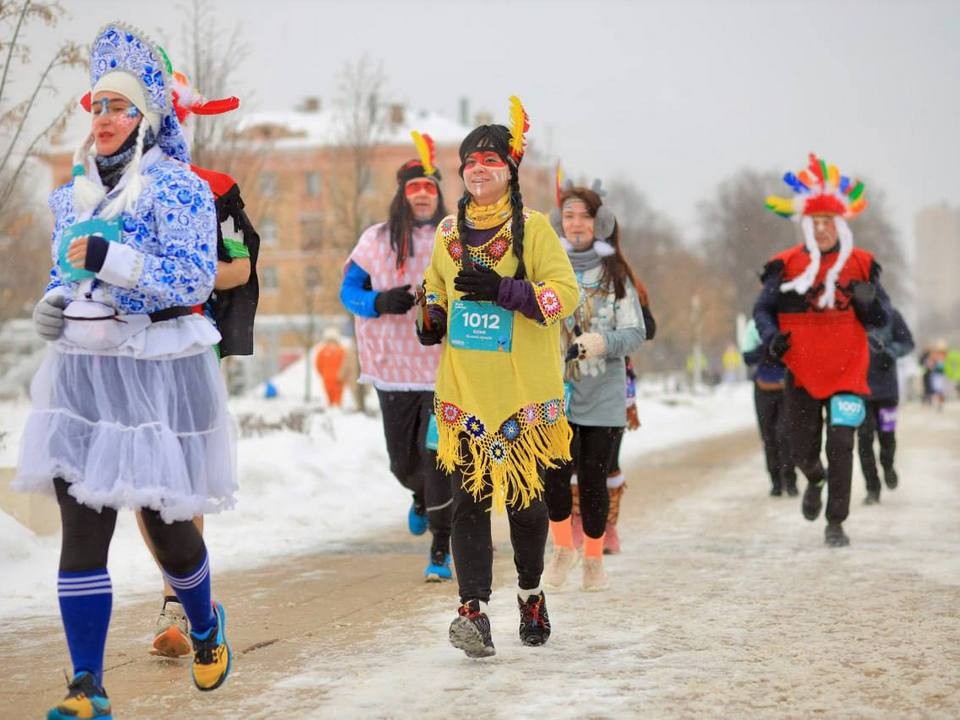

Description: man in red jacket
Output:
[754,153,889,547]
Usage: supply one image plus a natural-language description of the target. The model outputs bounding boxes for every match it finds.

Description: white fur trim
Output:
[593,239,615,257]
[606,471,626,489]
[93,71,161,131]
[780,215,820,295]
[97,241,145,288]
[577,332,607,360]
[817,217,854,309]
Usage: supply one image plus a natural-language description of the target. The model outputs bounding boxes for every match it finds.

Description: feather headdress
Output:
[410,130,437,177]
[507,95,529,166]
[765,152,867,221]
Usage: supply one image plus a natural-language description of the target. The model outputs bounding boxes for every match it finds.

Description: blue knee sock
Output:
[164,551,215,638]
[58,569,112,685]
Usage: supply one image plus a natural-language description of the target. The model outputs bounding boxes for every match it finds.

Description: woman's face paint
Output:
[91,91,142,156]
[404,178,440,220]
[561,200,595,250]
[462,151,509,205]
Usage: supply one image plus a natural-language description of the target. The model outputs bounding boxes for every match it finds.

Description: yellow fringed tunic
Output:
[424,209,579,511]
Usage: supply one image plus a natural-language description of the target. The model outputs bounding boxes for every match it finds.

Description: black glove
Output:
[851,281,877,308]
[416,309,446,346]
[453,265,503,302]
[768,331,792,360]
[374,284,415,315]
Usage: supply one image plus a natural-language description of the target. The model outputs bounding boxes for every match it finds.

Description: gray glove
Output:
[33,294,68,341]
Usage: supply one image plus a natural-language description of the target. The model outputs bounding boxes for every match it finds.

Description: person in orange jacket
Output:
[315,326,347,407]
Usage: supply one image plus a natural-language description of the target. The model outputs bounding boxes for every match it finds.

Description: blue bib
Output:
[425,413,439,451]
[448,300,514,352]
[59,218,122,282]
[830,394,865,428]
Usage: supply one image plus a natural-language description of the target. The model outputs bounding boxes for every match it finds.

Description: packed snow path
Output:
[3,404,958,718]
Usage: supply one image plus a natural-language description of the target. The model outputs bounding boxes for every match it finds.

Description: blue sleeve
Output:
[753,263,782,344]
[339,261,380,318]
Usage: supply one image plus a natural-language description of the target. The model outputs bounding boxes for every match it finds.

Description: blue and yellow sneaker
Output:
[408,501,428,536]
[191,601,232,691]
[424,550,453,582]
[47,671,112,719]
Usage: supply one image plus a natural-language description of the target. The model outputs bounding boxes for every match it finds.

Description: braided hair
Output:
[388,160,446,269]
[456,124,527,279]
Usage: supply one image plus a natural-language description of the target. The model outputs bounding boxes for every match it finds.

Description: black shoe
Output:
[802,480,825,521]
[785,479,799,497]
[824,522,850,547]
[883,467,898,490]
[863,490,880,505]
[770,483,783,497]
[517,591,551,647]
[449,600,495,658]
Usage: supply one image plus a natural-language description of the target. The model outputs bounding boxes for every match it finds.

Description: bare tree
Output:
[0,1,84,321]
[328,54,387,249]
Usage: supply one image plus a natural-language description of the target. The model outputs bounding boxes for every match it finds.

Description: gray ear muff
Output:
[594,205,617,241]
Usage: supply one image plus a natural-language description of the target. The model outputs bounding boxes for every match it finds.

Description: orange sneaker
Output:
[150,597,192,658]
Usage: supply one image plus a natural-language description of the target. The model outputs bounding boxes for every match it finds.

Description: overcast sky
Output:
[15,0,960,251]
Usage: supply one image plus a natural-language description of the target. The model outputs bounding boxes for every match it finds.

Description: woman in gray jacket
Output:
[542,184,645,591]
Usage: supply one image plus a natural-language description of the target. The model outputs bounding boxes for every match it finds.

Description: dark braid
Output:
[508,171,526,279]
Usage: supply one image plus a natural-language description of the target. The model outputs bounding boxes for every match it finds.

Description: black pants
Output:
[784,374,855,524]
[544,424,623,539]
[448,455,548,603]
[607,430,624,475]
[857,399,897,495]
[377,389,452,549]
[753,383,796,488]
[55,478,205,575]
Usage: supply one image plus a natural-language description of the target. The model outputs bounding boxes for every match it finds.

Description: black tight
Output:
[55,478,205,575]
[543,424,623,538]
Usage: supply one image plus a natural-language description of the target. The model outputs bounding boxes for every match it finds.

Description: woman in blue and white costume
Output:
[15,23,234,719]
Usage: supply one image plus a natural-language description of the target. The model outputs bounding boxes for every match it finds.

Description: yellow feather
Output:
[410,130,434,176]
[508,95,528,159]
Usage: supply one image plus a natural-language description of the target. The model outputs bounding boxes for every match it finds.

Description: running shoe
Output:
[151,596,192,658]
[47,671,111,719]
[424,550,453,582]
[517,592,551,646]
[191,601,232,691]
[449,600,495,658]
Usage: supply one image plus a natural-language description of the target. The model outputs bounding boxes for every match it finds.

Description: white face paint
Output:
[462,151,510,206]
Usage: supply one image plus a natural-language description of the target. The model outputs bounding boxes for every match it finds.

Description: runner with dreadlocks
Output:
[340,131,453,580]
[419,97,578,657]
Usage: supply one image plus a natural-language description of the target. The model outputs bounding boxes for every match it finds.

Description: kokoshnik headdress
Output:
[549,163,617,256]
[765,152,868,309]
[72,22,191,217]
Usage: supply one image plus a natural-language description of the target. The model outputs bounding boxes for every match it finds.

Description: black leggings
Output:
[857,399,897,494]
[377,389,452,545]
[754,384,796,486]
[55,478,205,575]
[543,424,623,538]
[449,464,548,603]
[783,375,855,524]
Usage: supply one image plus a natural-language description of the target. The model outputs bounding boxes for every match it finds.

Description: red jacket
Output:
[771,244,875,399]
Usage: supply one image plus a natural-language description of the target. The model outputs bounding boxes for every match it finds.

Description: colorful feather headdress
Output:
[409,130,437,177]
[765,152,867,220]
[507,95,529,166]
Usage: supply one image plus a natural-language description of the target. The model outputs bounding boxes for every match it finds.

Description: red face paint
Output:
[404,179,438,197]
[463,151,507,170]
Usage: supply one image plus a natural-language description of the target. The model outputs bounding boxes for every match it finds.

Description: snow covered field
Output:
[0,381,754,622]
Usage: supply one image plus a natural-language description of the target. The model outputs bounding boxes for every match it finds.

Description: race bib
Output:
[877,406,898,432]
[830,394,866,428]
[59,218,122,282]
[563,381,574,416]
[448,300,513,352]
[425,413,439,451]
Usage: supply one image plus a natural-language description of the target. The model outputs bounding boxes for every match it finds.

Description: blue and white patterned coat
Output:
[46,151,217,315]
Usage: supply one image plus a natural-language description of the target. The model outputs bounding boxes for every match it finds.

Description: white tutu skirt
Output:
[14,347,237,522]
